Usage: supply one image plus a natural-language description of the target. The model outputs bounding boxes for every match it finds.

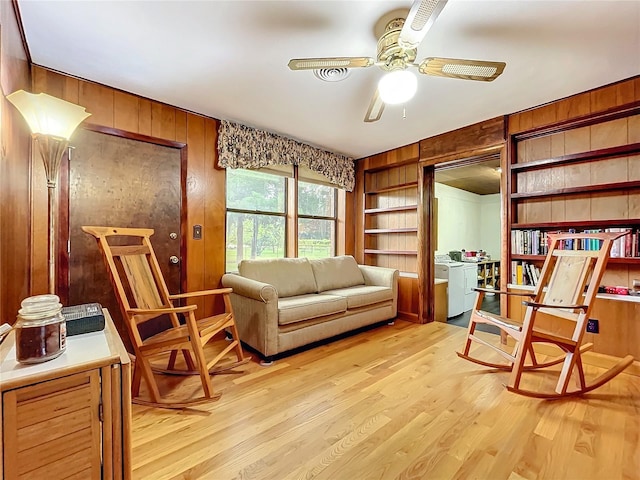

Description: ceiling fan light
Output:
[378,70,417,105]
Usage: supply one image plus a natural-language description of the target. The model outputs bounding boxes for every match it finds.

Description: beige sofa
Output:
[221,255,398,362]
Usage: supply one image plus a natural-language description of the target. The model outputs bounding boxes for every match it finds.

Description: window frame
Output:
[296,179,338,258]
[225,166,340,272]
[225,169,289,272]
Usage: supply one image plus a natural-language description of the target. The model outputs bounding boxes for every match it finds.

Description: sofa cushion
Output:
[319,285,393,309]
[278,294,347,326]
[238,257,317,298]
[310,256,365,292]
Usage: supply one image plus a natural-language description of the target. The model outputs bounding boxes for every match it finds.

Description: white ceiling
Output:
[16,0,640,160]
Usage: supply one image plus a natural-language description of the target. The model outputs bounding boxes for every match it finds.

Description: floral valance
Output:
[217,120,355,191]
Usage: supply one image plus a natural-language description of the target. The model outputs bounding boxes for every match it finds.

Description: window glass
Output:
[298,181,335,217]
[298,218,335,259]
[226,212,285,272]
[298,180,337,258]
[226,169,286,272]
[226,168,285,213]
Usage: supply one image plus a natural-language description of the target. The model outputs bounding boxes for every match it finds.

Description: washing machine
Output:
[462,262,479,312]
[434,255,465,317]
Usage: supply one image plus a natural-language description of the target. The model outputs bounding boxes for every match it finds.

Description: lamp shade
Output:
[378,70,418,105]
[6,90,91,140]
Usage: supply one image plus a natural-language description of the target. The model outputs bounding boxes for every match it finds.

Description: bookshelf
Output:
[363,164,419,273]
[508,107,640,291]
[505,101,640,364]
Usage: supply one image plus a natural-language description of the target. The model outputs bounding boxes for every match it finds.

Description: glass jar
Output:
[15,294,67,364]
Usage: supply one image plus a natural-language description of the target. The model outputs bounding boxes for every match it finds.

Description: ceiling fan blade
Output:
[364,89,385,123]
[418,57,506,82]
[399,0,448,49]
[288,57,374,71]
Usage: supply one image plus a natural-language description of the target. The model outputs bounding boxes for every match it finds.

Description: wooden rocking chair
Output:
[83,226,250,409]
[458,231,634,398]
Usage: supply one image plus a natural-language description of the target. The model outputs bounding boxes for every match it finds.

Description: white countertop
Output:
[1,329,112,384]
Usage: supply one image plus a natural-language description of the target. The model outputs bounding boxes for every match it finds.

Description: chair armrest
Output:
[522,300,588,311]
[169,288,232,300]
[221,274,278,303]
[127,305,197,315]
[475,288,535,297]
[358,265,398,287]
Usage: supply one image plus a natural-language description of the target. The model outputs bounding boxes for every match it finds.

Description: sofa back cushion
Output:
[238,257,317,297]
[310,256,365,292]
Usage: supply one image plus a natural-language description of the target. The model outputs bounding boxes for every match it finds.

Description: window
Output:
[225,166,339,271]
[226,169,286,272]
[298,179,337,259]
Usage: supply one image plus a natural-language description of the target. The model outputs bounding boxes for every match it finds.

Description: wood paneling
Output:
[509,76,640,135]
[508,78,640,360]
[31,66,226,318]
[419,116,506,162]
[397,274,419,322]
[0,1,32,323]
[362,143,419,171]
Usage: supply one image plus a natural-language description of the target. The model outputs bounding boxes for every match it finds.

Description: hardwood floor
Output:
[131,321,640,480]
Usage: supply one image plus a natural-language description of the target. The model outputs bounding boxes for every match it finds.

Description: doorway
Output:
[421,151,505,327]
[59,127,186,348]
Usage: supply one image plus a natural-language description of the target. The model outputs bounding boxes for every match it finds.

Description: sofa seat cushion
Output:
[310,256,365,292]
[239,257,317,298]
[319,285,393,309]
[278,294,347,326]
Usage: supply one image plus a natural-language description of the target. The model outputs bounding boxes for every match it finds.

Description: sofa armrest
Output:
[358,265,399,317]
[221,273,278,303]
[221,273,279,357]
[358,265,398,288]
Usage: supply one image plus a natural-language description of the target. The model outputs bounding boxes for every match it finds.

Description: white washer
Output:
[462,262,479,312]
[434,256,465,317]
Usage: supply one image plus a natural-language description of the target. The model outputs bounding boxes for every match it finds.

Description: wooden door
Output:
[65,128,183,348]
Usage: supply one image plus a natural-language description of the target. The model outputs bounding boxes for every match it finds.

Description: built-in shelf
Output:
[512,219,640,229]
[364,228,418,234]
[512,254,640,264]
[365,181,418,195]
[511,180,640,200]
[509,143,640,173]
[364,205,418,214]
[364,249,418,256]
[508,284,640,304]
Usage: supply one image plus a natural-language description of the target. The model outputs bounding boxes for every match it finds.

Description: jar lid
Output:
[18,294,62,317]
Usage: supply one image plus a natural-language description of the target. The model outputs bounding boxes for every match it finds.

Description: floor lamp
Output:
[7,91,91,295]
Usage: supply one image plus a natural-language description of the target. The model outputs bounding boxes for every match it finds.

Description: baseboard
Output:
[397,311,419,323]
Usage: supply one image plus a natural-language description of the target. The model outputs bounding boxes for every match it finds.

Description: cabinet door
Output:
[3,370,102,480]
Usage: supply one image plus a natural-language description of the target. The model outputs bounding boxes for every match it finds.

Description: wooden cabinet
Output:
[1,311,131,479]
[434,279,448,323]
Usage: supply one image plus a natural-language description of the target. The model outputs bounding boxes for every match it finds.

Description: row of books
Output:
[511,228,640,258]
[510,260,541,286]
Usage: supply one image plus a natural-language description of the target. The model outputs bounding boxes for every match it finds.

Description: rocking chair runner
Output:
[83,226,250,409]
[458,231,634,398]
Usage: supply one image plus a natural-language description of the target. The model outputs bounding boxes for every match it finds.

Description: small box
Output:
[62,303,105,336]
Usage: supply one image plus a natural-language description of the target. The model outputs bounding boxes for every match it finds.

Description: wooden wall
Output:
[509,77,640,135]
[0,1,32,323]
[30,66,224,316]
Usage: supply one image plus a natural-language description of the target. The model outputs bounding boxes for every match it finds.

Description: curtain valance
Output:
[217,120,355,191]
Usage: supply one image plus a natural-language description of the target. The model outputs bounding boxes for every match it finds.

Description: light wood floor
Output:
[131,321,640,480]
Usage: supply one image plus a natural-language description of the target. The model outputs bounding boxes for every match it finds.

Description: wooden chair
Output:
[458,231,634,398]
[83,226,249,408]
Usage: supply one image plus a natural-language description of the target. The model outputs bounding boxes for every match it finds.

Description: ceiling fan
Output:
[287,0,506,123]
